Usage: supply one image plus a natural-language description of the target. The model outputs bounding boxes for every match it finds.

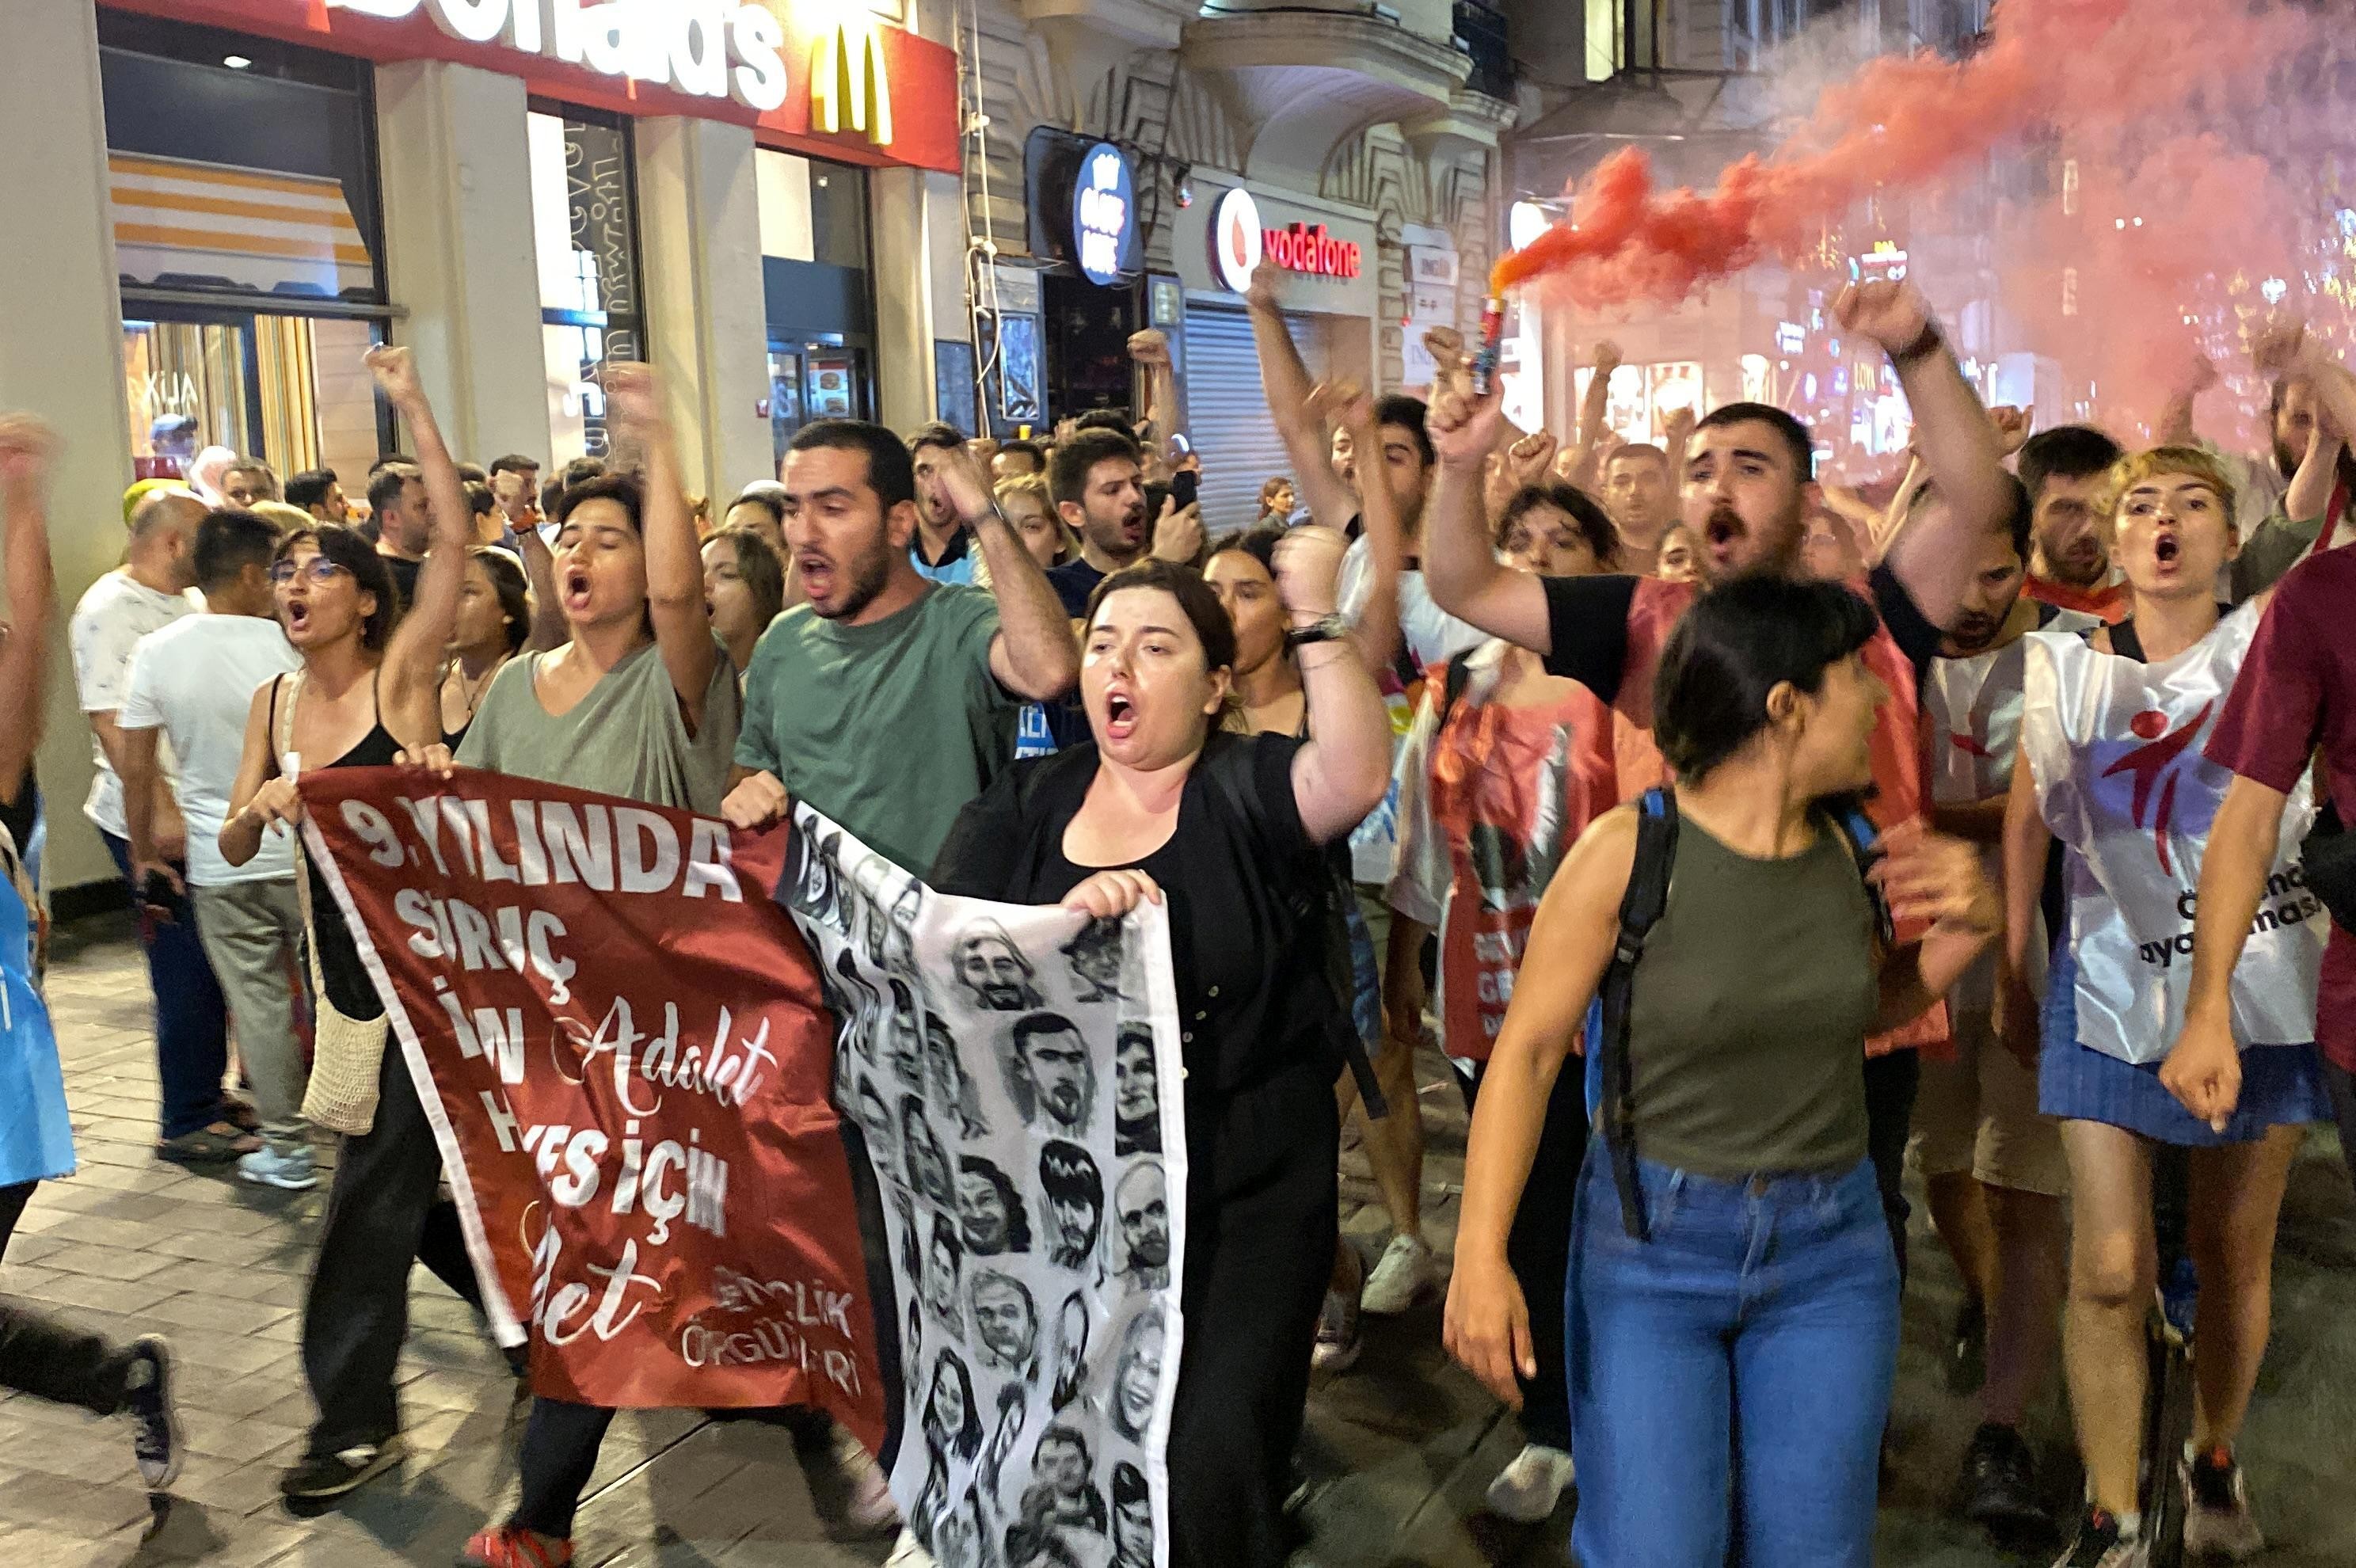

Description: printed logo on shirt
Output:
[2099,703,2212,877]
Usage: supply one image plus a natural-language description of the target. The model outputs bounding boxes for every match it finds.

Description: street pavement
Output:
[4,915,2354,1567]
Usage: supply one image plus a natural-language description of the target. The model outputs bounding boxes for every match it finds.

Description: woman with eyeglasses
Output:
[218,346,485,1506]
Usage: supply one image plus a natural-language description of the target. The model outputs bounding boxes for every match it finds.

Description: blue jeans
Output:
[1567,1150,1898,1568]
[101,830,229,1140]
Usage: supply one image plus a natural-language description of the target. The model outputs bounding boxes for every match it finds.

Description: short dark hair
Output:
[1050,428,1141,512]
[1374,394,1434,467]
[1495,481,1621,569]
[1011,1010,1083,1059]
[908,422,965,455]
[539,475,567,518]
[996,439,1045,473]
[1913,469,2035,564]
[1085,558,1237,675]
[366,464,420,521]
[725,489,785,528]
[1205,523,1284,580]
[789,419,917,512]
[193,508,282,592]
[1038,1140,1100,1208]
[1607,441,1671,474]
[367,453,411,478]
[1695,402,1814,481]
[284,469,338,512]
[462,480,497,518]
[454,461,489,485]
[554,473,645,532]
[470,545,533,655]
[1653,575,1881,785]
[2017,424,2124,504]
[488,453,540,479]
[275,523,399,649]
[709,524,785,630]
[1072,408,1136,438]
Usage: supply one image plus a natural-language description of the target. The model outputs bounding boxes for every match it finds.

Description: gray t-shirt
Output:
[457,638,740,815]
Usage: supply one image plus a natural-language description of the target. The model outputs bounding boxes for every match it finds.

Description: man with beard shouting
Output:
[723,422,1077,876]
[1425,274,2010,1274]
[1045,427,1203,618]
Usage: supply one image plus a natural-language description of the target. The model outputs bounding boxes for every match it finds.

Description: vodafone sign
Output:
[1210,186,1361,293]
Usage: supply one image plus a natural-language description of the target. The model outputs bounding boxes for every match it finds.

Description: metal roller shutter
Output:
[1180,303,1325,537]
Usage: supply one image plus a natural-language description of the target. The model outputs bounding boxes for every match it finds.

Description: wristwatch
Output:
[1285,615,1351,649]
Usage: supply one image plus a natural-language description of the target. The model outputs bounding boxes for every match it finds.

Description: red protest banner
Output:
[299,766,885,1449]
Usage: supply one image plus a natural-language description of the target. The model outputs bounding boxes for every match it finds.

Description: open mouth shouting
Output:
[1118,504,1148,548]
[797,550,835,603]
[282,596,313,637]
[1703,506,1746,565]
[1102,685,1140,742]
[2151,528,2183,572]
[560,562,595,615]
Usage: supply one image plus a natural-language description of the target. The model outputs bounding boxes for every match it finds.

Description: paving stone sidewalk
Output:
[5,916,2354,1567]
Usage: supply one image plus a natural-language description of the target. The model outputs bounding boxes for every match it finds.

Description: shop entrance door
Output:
[767,337,874,466]
[123,303,387,487]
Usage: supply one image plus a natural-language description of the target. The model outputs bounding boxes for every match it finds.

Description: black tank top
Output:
[269,671,400,1019]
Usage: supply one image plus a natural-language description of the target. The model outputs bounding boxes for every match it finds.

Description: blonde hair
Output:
[2101,446,2239,529]
[249,500,314,536]
[987,473,1079,569]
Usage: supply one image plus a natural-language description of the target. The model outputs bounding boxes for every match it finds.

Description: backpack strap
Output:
[1828,802,1895,950]
[1585,786,1678,1241]
[1435,655,1474,731]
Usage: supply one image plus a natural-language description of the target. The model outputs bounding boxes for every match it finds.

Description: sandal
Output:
[156,1123,263,1164]
[219,1095,261,1132]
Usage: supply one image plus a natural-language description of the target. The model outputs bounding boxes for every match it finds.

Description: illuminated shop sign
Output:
[1210,186,1361,291]
[329,0,793,110]
[1071,142,1134,287]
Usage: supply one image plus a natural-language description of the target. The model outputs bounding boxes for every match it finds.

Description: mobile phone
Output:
[140,868,181,921]
[1169,469,1199,511]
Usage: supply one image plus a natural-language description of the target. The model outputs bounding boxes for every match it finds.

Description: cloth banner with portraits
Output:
[775,802,1188,1568]
[297,767,888,1449]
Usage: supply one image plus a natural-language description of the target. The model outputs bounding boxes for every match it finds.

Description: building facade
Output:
[950,0,1517,533]
[3,0,968,897]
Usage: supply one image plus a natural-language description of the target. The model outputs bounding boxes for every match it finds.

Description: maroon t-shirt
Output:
[2204,545,2356,1071]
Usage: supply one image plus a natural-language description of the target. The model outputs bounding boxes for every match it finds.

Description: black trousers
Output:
[300,1043,484,1456]
[0,1182,133,1414]
[1862,1049,1921,1285]
[1455,1056,1588,1452]
[1167,1062,1338,1568]
[2330,1061,2356,1196]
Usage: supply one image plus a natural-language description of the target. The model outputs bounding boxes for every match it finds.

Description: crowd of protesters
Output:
[0,249,2351,1568]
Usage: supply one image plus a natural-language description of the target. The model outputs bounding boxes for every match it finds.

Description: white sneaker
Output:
[1485,1443,1574,1522]
[884,1528,936,1567]
[1358,1233,1437,1315]
[237,1146,318,1190]
[2180,1448,2265,1561]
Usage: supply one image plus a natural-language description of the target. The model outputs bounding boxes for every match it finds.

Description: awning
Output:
[110,150,374,300]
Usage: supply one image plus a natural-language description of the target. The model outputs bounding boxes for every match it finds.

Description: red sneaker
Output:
[458,1526,574,1568]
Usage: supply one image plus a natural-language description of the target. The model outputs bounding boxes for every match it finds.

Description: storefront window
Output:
[99,13,392,483]
[756,150,874,459]
[529,105,646,465]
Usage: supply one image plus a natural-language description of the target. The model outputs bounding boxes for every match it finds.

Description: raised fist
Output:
[362,344,426,407]
[1127,329,1170,367]
[1834,280,1935,358]
[0,413,60,491]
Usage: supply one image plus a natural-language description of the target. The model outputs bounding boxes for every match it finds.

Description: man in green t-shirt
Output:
[722,420,1078,874]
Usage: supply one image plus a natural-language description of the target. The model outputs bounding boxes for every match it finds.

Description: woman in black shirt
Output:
[931,538,1391,1567]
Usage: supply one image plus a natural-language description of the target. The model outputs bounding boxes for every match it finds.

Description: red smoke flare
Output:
[1493,0,2317,309]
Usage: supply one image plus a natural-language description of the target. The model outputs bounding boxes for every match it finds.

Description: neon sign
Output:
[1071,143,1134,286]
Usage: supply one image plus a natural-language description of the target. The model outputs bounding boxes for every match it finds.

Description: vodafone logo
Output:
[1212,188,1262,292]
[1211,187,1364,292]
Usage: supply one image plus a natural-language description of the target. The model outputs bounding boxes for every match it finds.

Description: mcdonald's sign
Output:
[809,19,893,148]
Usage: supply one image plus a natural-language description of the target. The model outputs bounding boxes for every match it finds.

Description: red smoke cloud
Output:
[1494,0,2321,319]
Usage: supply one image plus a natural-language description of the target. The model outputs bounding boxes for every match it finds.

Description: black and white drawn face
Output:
[887,980,926,1089]
[1030,1425,1097,1515]
[1060,916,1127,1003]
[1109,1309,1163,1442]
[1037,1142,1102,1271]
[903,1097,954,1205]
[923,1347,982,1461]
[1007,1013,1095,1134]
[970,1269,1038,1377]
[1113,1026,1159,1155]
[907,1296,923,1365]
[956,922,1045,1011]
[982,1381,1029,1492]
[786,824,843,930]
[1111,1463,1151,1566]
[927,1216,965,1332]
[927,1015,988,1138]
[1050,1292,1090,1410]
[857,1078,896,1166]
[935,1486,991,1568]
[1114,1161,1168,1289]
[888,881,923,970]
[957,1156,1030,1255]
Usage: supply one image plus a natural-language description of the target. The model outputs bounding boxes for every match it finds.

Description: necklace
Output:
[447,656,504,724]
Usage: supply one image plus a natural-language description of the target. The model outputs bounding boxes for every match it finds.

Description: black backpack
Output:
[1581,787,1890,1240]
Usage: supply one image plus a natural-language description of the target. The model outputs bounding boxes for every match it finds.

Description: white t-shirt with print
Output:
[68,570,197,839]
[117,615,301,885]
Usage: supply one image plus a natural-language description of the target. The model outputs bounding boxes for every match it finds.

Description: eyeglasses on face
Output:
[269,557,348,586]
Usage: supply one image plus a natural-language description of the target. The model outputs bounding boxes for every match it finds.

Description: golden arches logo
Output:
[810,21,893,147]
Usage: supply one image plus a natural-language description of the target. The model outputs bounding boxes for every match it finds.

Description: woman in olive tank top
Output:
[1445,578,2002,1568]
